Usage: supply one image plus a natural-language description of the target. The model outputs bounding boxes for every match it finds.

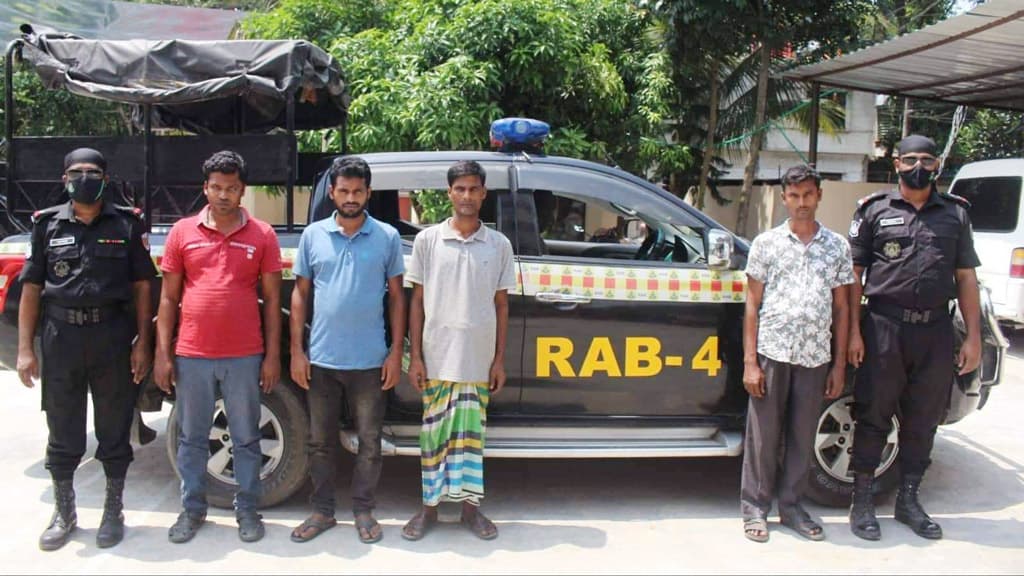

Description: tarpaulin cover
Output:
[18,31,349,134]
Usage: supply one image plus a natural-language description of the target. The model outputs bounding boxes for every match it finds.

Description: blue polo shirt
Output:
[294,213,405,369]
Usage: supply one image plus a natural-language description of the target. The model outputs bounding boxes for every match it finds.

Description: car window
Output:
[950,176,1022,233]
[373,186,500,240]
[530,189,707,264]
[515,165,707,265]
[358,162,515,248]
[516,163,704,228]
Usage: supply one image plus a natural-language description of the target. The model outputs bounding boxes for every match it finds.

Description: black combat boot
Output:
[849,471,881,541]
[39,479,77,551]
[894,474,942,539]
[96,477,126,548]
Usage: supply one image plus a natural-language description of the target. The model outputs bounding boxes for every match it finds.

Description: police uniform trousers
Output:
[41,307,135,481]
[852,308,953,477]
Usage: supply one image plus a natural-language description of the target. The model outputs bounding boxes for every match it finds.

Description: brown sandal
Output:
[354,512,383,544]
[401,510,437,541]
[781,514,825,541]
[290,514,337,543]
[744,518,769,543]
[461,509,498,540]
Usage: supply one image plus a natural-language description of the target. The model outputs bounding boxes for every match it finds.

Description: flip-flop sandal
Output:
[401,511,436,541]
[290,515,337,543]
[744,518,769,543]
[781,515,825,542]
[461,511,499,540]
[354,514,383,544]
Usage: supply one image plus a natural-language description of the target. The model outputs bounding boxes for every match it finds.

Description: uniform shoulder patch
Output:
[114,204,145,219]
[30,206,61,223]
[939,192,971,209]
[856,190,888,208]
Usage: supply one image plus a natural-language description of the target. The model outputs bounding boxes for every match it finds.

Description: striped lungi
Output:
[419,379,490,506]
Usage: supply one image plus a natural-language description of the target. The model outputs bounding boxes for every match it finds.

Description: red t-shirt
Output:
[161,208,282,358]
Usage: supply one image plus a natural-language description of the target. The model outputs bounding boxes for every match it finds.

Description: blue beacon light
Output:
[489,117,550,152]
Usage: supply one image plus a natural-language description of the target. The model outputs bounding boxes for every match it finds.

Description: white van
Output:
[949,158,1024,328]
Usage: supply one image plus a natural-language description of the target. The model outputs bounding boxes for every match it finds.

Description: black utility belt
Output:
[45,303,124,326]
[869,300,948,325]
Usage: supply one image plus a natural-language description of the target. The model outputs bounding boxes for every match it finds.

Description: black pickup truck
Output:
[0,32,1008,510]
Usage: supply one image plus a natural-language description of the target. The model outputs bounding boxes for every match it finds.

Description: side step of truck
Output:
[341,424,743,458]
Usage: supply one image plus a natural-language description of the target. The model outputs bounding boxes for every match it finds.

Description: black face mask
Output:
[66,176,105,205]
[898,164,935,190]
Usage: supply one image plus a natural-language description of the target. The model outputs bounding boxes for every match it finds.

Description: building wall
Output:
[695,181,935,240]
[718,90,877,182]
[241,187,311,226]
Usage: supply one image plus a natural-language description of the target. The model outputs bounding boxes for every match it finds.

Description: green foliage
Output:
[714,54,847,152]
[646,0,867,206]
[859,0,960,165]
[410,189,451,224]
[956,110,1024,162]
[0,64,129,141]
[242,0,689,178]
[857,0,954,46]
[240,0,392,44]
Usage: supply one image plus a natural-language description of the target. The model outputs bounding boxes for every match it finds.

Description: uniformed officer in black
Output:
[15,148,156,551]
[846,135,982,541]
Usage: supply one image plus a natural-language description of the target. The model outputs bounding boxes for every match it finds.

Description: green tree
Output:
[0,63,129,143]
[862,0,958,181]
[729,1,866,236]
[859,0,955,45]
[956,109,1024,162]
[652,0,865,235]
[643,0,747,209]
[241,0,689,179]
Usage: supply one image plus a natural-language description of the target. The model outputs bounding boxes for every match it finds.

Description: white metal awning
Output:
[783,0,1024,112]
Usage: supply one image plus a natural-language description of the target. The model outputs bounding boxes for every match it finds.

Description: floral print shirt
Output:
[746,221,855,368]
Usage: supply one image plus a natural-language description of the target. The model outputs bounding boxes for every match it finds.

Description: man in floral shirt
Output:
[740,165,855,543]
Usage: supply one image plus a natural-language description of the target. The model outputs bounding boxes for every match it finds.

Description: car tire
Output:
[166,381,310,509]
[806,392,901,507]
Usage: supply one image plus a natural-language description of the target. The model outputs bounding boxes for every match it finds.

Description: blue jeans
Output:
[175,354,263,515]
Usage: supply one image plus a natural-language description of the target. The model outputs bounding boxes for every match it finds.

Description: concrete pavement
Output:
[0,334,1022,574]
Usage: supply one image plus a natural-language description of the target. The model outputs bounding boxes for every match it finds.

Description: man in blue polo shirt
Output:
[288,156,405,544]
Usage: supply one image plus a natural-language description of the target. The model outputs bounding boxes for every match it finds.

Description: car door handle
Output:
[535,292,591,304]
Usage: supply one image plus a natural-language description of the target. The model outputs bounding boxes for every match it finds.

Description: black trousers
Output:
[852,309,953,477]
[307,366,385,516]
[41,311,135,481]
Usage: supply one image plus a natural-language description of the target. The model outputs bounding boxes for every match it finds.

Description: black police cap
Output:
[896,135,937,156]
[64,148,107,171]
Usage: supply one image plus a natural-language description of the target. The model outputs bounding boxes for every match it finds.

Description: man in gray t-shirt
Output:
[401,160,516,543]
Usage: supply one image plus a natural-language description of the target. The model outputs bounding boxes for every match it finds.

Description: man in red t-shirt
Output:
[154,151,282,544]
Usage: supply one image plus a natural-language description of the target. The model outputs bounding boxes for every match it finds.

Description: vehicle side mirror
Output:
[707,229,734,270]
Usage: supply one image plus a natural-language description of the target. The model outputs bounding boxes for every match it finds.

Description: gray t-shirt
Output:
[406,218,517,383]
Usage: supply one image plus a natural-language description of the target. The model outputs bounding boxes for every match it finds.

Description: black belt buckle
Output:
[901,309,930,324]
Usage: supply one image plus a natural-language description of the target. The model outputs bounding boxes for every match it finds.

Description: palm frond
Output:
[716,53,845,153]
